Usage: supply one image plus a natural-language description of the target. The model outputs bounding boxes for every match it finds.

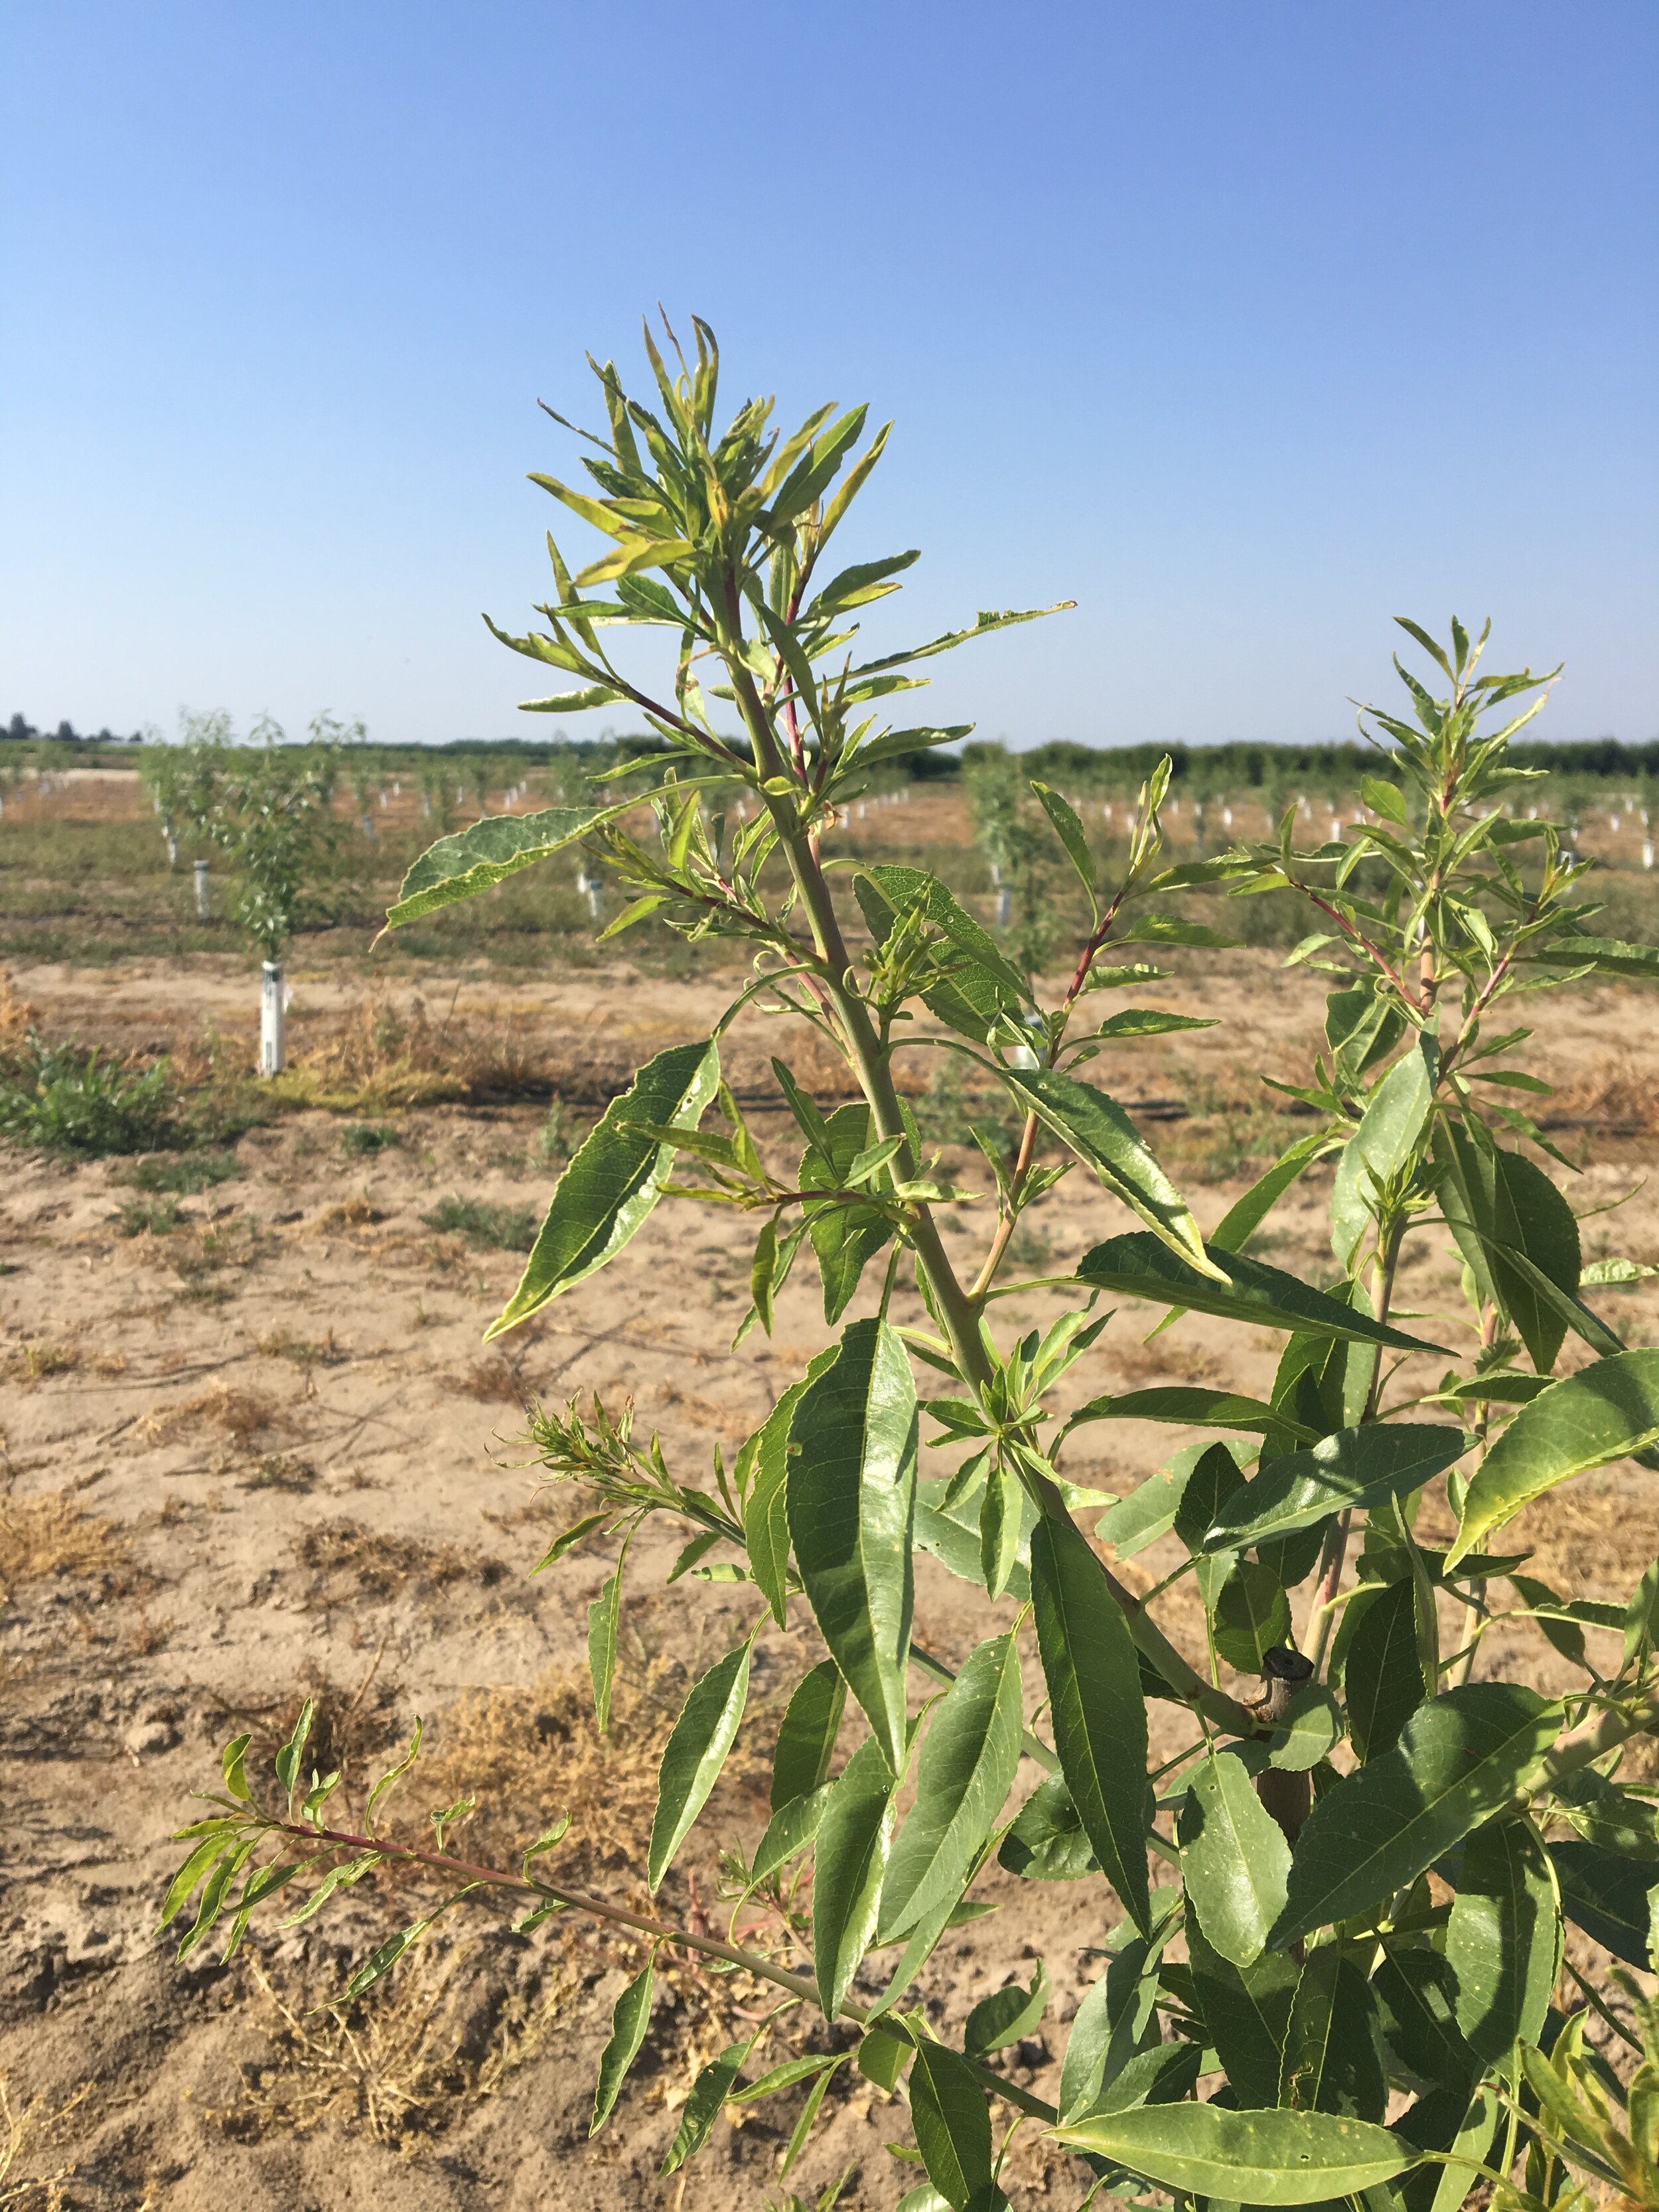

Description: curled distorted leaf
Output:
[386,799,650,926]
[488,1039,719,1338]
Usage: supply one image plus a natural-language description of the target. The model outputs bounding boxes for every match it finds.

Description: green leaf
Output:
[1064,1386,1310,1443]
[1550,1839,1659,1967]
[1520,933,1659,981]
[274,1697,315,1797]
[787,1317,918,1774]
[1179,1747,1292,1966]
[488,1039,719,1337]
[1085,1007,1216,1041]
[591,1957,655,2134]
[1097,1439,1251,1562]
[996,1066,1222,1282]
[1212,1132,1334,1256]
[997,1773,1098,1882]
[915,1474,1033,1601]
[907,2038,994,2210]
[1449,1349,1659,1564]
[1374,1947,1477,2095]
[1278,1947,1388,2120]
[1211,1558,1292,1672]
[977,1457,1023,1601]
[1076,1232,1441,1353]
[1202,1424,1467,1553]
[1345,1580,1429,1761]
[879,1632,1023,1942]
[220,1733,252,1803]
[1054,2104,1415,2204]
[340,1909,443,2002]
[733,2052,842,2105]
[812,1737,899,2018]
[1268,1684,1560,1949]
[751,1783,832,1885]
[660,2039,749,2174]
[964,1958,1049,2056]
[587,1531,631,1735]
[1031,782,1096,899]
[1084,2039,1203,2118]
[1445,1814,1559,2061]
[780,2055,845,2181]
[159,1829,238,1930]
[1030,1516,1151,1933]
[863,862,1030,1020]
[800,1102,899,1323]
[772,1657,847,1812]
[1269,1686,1343,1771]
[646,1639,751,1891]
[740,1380,811,1628]
[386,800,647,926]
[1331,1047,1435,1270]
[1435,1126,1581,1373]
[1186,1915,1300,2108]
[532,1511,612,1575]
[1115,913,1241,949]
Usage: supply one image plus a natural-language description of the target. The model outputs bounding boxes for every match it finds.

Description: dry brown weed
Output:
[1,1343,78,1388]
[0,1494,129,1599]
[0,2073,90,2207]
[292,1516,503,1606]
[137,1380,291,1448]
[217,1947,575,2150]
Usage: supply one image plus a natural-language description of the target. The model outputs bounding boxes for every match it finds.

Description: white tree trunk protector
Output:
[261,961,287,1075]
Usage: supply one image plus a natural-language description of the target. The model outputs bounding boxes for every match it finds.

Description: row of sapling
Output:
[165,321,1659,2210]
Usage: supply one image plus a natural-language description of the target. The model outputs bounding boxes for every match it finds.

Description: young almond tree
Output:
[207,714,342,1073]
[168,325,1659,2211]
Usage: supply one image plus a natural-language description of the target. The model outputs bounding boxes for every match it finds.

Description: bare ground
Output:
[4,954,1659,2208]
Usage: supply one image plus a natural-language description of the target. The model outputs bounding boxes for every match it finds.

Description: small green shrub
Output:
[0,1037,177,1155]
[340,1120,401,1157]
[112,1197,185,1237]
[420,1195,539,1251]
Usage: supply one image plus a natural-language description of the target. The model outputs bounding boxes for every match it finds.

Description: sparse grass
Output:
[0,1493,129,1599]
[340,1120,401,1156]
[239,1455,318,1493]
[2,1342,78,1387]
[421,1194,538,1251]
[115,1147,242,1194]
[0,1037,177,1156]
[111,1196,184,1238]
[0,2070,88,2208]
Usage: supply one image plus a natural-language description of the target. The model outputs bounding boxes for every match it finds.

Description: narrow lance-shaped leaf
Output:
[1053,2104,1417,2205]
[1029,1516,1151,1934]
[587,1530,632,1735]
[1269,1684,1561,1949]
[488,1039,719,1339]
[1076,1232,1442,1353]
[812,1737,899,2018]
[1445,1813,1559,2062]
[660,2038,752,2175]
[997,1065,1225,1282]
[1450,1349,1659,1564]
[879,1631,1024,1942]
[646,1638,752,1891]
[786,1317,918,1774]
[1277,1946,1388,2121]
[1202,1424,1467,1552]
[1330,1044,1435,1269]
[907,2037,994,2211]
[591,1956,655,2134]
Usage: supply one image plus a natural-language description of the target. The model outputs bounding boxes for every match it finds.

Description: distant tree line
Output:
[5,713,142,745]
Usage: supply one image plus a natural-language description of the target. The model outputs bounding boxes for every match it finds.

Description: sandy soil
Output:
[4,956,1659,2208]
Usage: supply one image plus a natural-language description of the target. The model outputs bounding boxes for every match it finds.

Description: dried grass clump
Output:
[1,1342,79,1388]
[280,994,556,1111]
[292,1516,503,1606]
[0,1494,129,1601]
[1553,1052,1659,1136]
[0,970,37,1059]
[219,1948,575,2150]
[406,1660,769,1890]
[0,2071,87,2209]
[137,1380,291,1447]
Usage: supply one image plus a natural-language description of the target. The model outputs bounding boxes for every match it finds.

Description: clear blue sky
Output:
[4,1,1654,751]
